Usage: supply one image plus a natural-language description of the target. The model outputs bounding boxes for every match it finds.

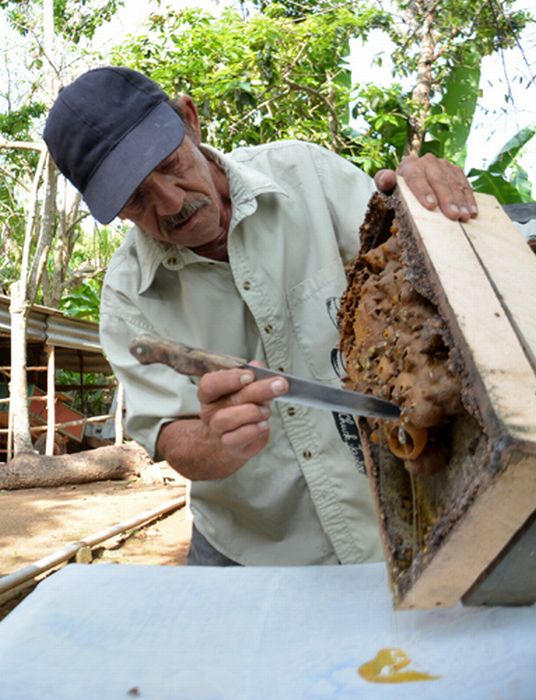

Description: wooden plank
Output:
[459,194,536,370]
[462,510,536,606]
[397,449,535,609]
[397,178,536,444]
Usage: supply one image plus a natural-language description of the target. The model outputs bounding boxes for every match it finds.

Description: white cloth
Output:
[0,562,534,699]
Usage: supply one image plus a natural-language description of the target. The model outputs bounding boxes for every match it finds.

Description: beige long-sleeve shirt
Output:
[100,140,383,565]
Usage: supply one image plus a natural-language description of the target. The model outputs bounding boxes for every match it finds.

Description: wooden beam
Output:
[45,345,55,456]
[114,383,124,446]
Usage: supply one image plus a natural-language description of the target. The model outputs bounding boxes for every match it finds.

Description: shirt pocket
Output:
[287,258,346,381]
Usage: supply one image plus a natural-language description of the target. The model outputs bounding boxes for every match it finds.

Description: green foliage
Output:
[350,83,409,171]
[389,0,531,80]
[60,277,102,322]
[1,0,124,42]
[422,47,481,167]
[0,102,46,138]
[0,101,44,275]
[346,0,533,197]
[111,3,387,154]
[0,102,46,174]
[56,369,113,415]
[110,0,533,203]
[53,0,125,43]
[468,126,535,203]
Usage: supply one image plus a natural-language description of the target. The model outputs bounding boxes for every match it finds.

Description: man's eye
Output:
[126,190,142,209]
[158,152,180,173]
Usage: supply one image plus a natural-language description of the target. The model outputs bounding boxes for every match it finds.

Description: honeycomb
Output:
[339,218,465,475]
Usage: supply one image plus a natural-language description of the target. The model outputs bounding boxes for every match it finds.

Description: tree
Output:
[111,1,534,203]
[111,3,388,154]
[5,0,58,454]
[1,0,125,311]
[350,0,534,200]
[0,0,124,456]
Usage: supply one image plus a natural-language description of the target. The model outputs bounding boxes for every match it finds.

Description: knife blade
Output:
[128,335,400,420]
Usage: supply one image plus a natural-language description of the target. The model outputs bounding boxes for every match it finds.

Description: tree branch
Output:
[0,140,44,152]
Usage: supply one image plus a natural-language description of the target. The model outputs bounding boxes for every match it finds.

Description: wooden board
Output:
[346,179,536,609]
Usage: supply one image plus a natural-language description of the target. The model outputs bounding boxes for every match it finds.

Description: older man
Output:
[44,66,477,566]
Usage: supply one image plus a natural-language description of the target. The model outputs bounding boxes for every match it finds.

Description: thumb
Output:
[374,169,396,193]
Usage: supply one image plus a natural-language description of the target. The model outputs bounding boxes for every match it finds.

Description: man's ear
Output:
[174,95,202,145]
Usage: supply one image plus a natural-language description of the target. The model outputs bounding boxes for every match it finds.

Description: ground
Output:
[0,463,192,621]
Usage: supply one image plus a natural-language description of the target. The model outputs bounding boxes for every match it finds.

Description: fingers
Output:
[397,154,478,221]
[197,367,289,459]
[198,367,288,406]
[203,401,271,442]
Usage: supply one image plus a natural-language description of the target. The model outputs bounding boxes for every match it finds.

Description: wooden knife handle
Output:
[128,335,247,377]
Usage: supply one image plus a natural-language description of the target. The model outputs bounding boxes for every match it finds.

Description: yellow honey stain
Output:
[358,647,440,683]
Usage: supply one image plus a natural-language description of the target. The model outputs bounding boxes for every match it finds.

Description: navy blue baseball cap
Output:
[43,66,186,224]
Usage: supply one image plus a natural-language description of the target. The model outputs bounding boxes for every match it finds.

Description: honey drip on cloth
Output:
[358,648,440,683]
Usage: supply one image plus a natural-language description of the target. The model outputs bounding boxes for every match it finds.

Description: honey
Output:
[358,647,440,683]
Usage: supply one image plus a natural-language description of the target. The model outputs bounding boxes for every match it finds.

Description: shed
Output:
[0,295,118,459]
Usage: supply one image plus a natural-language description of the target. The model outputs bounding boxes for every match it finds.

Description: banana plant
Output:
[467,126,535,204]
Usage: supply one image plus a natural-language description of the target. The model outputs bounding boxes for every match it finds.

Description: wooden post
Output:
[78,350,86,415]
[45,345,56,456]
[114,383,124,446]
[6,395,13,462]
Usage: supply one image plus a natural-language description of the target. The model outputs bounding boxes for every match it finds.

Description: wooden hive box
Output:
[339,178,536,609]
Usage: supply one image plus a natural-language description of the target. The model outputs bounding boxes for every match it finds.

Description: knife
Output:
[128,335,400,420]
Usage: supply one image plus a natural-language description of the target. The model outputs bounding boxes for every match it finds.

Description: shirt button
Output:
[303,450,312,460]
[287,406,296,416]
[264,324,273,333]
[277,367,285,373]
[243,280,251,290]
[167,256,178,265]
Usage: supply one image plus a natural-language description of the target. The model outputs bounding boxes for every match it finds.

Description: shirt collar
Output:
[135,144,288,294]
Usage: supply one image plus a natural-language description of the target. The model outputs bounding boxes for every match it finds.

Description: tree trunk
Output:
[8,283,34,455]
[0,443,152,490]
[8,145,48,457]
[42,187,81,308]
[405,2,436,156]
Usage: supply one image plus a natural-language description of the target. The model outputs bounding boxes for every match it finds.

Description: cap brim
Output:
[83,101,185,224]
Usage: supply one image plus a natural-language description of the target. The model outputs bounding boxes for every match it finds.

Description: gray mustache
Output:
[160,197,210,235]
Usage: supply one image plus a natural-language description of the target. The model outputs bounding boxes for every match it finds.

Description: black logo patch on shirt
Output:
[327,297,366,475]
[332,412,366,474]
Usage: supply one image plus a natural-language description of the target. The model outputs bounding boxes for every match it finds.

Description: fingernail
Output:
[271,379,286,394]
[240,373,253,385]
[258,420,269,431]
[460,206,470,219]
[377,172,388,188]
[449,203,460,216]
[425,194,436,206]
[470,205,478,217]
[260,405,271,418]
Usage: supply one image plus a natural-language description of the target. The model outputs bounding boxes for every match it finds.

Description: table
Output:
[0,562,534,699]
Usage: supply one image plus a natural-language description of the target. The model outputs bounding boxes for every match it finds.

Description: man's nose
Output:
[146,171,185,216]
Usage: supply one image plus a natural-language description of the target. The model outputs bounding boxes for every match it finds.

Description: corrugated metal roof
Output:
[0,294,101,353]
[46,316,101,352]
[0,300,47,340]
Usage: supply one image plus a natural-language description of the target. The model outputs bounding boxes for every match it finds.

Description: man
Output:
[44,66,477,566]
